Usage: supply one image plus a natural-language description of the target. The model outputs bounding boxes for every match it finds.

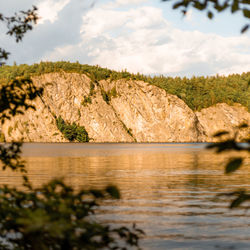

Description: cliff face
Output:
[1,72,249,142]
[196,103,250,142]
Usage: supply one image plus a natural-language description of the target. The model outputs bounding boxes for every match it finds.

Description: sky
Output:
[1,0,250,77]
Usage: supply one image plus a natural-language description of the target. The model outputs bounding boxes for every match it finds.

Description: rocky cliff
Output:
[1,72,249,142]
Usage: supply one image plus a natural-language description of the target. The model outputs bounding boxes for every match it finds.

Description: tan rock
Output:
[1,72,249,142]
[195,103,250,142]
[1,97,65,142]
[101,79,203,142]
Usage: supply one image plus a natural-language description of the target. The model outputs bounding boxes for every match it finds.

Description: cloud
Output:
[1,0,250,77]
[1,0,91,64]
[107,0,148,8]
[115,0,147,5]
[37,0,71,24]
[58,4,249,76]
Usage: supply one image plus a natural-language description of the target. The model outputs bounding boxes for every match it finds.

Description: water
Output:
[1,143,250,249]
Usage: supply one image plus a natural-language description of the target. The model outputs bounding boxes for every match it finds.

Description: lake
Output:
[1,143,250,249]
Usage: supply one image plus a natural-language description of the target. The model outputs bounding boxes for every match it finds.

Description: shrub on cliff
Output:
[76,126,89,142]
[56,116,89,142]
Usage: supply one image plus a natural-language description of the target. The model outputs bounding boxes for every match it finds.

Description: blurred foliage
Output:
[163,0,250,33]
[0,141,144,250]
[56,116,89,142]
[0,7,144,250]
[0,2,249,247]
[0,77,43,124]
[0,61,249,111]
[0,176,144,250]
[207,124,250,209]
[0,142,25,173]
[0,6,42,124]
[0,6,38,61]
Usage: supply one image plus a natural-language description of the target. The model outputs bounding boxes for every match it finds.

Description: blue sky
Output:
[152,1,248,36]
[1,0,250,77]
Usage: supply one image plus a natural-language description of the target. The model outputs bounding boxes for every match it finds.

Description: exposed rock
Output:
[195,103,250,142]
[1,72,249,142]
[32,72,134,142]
[1,97,66,142]
[100,79,203,142]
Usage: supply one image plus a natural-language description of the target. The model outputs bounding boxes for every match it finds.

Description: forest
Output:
[0,61,249,111]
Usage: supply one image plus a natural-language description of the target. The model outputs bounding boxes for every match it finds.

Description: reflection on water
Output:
[1,143,250,249]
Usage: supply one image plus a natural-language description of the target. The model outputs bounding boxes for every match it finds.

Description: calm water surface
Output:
[1,143,250,250]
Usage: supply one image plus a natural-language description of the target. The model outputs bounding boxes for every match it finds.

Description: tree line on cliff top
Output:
[0,61,249,111]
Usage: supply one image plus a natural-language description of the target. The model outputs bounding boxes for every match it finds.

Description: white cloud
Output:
[37,0,70,24]
[24,0,250,76]
[114,0,147,5]
[218,63,250,75]
[106,0,148,8]
[71,5,250,76]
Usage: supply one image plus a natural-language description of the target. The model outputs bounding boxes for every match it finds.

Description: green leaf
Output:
[225,157,243,174]
[230,192,248,209]
[182,10,187,15]
[230,196,243,208]
[90,189,104,198]
[241,24,249,33]
[238,123,248,129]
[231,0,239,13]
[193,1,206,10]
[243,8,250,18]
[213,131,229,137]
[173,2,183,9]
[106,185,120,199]
[207,11,213,19]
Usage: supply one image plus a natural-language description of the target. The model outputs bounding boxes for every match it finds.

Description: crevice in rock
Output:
[109,104,137,142]
[193,113,206,142]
